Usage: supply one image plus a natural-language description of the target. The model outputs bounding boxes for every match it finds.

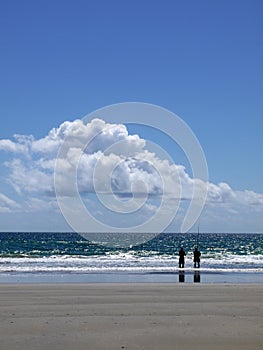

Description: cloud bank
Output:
[0,118,262,231]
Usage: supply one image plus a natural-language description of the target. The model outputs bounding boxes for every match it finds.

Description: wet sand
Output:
[0,283,262,350]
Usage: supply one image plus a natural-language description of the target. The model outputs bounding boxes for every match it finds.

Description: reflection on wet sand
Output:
[179,270,185,283]
[194,271,200,283]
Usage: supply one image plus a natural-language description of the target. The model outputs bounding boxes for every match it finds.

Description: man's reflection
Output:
[194,271,200,283]
[179,270,185,283]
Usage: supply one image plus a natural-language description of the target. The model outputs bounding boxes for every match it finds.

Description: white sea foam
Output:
[0,253,262,274]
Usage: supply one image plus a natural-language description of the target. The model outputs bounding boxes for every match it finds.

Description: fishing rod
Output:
[196,224,200,248]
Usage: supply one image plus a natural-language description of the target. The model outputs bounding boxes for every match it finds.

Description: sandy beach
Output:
[0,283,262,350]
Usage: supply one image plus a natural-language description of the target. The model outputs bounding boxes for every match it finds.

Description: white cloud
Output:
[0,193,21,212]
[235,190,263,210]
[30,118,145,157]
[4,159,53,195]
[0,139,27,153]
[0,118,262,226]
[207,182,236,203]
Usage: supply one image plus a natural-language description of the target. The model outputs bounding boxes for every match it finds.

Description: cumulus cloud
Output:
[4,159,53,195]
[0,118,262,220]
[207,182,236,203]
[0,139,27,153]
[236,190,263,208]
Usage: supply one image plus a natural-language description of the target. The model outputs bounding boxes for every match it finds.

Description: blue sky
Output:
[0,0,262,232]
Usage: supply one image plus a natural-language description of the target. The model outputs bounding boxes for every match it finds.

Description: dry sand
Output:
[0,283,262,350]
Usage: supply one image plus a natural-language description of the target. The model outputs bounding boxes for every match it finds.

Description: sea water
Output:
[0,232,262,283]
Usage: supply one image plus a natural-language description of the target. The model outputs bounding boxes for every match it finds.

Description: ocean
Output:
[0,232,262,283]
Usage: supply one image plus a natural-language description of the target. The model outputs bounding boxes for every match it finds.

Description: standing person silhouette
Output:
[193,247,201,268]
[179,247,186,268]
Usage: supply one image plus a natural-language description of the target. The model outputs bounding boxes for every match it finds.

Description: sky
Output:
[0,0,262,233]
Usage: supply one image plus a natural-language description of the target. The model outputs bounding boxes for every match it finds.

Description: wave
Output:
[0,253,262,274]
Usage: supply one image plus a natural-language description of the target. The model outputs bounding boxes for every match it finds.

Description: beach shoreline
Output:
[1,270,263,284]
[0,283,262,350]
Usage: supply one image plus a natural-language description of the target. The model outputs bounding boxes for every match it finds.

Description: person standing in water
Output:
[193,247,201,268]
[179,247,186,268]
